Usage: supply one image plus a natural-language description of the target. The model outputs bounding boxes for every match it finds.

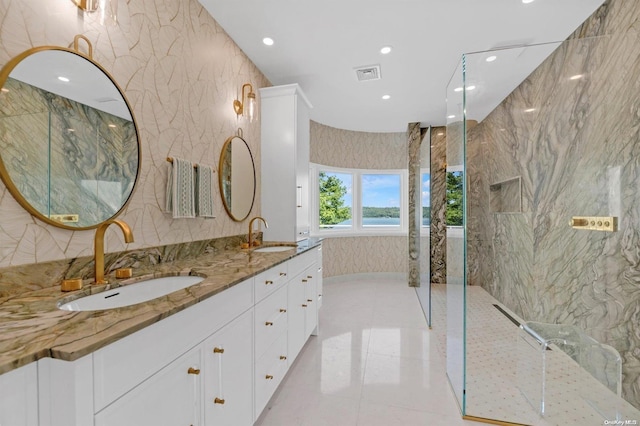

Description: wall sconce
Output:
[233,83,258,123]
[72,0,99,11]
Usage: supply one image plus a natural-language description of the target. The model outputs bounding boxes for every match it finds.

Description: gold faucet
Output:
[94,219,134,284]
[245,216,268,248]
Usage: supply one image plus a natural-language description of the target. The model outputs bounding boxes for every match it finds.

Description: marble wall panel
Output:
[0,0,269,268]
[466,0,640,407]
[430,127,447,284]
[408,122,422,287]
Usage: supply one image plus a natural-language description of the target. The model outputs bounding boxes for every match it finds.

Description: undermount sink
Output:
[58,276,205,311]
[253,245,296,253]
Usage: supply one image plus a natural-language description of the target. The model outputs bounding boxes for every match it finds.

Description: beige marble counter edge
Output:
[0,240,320,375]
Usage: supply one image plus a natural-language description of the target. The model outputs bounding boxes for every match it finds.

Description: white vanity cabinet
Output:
[94,345,203,426]
[0,362,38,426]
[260,83,313,242]
[287,249,319,363]
[203,310,254,426]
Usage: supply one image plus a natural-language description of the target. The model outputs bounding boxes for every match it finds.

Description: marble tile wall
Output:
[407,122,422,287]
[0,0,269,268]
[466,0,640,407]
[429,127,446,284]
[310,121,409,277]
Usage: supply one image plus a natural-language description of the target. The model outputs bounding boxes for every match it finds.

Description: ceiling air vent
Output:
[354,65,381,82]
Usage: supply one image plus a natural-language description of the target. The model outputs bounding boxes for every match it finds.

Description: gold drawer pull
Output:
[280,308,287,313]
[302,304,308,307]
[265,280,273,285]
[265,375,274,380]
[265,321,274,326]
[280,272,287,276]
[307,299,313,302]
[307,275,313,279]
[214,397,225,405]
[213,347,224,354]
[302,279,308,282]
[187,367,200,375]
[280,355,287,360]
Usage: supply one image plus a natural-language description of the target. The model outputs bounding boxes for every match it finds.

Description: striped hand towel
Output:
[196,164,215,218]
[165,157,196,219]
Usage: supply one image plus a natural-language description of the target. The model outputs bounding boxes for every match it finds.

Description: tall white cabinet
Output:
[259,84,312,242]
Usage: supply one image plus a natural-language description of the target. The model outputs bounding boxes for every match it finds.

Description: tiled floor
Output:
[255,275,483,426]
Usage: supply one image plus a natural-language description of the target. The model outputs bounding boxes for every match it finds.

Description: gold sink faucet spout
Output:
[94,219,134,284]
[247,216,268,248]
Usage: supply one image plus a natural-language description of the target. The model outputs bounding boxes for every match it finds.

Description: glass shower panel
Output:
[445,56,466,414]
[461,36,640,424]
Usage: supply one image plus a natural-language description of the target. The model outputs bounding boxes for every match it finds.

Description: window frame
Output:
[310,163,408,237]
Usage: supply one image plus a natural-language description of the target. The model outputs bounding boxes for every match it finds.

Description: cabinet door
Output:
[95,346,202,426]
[288,271,307,362]
[0,363,38,426]
[203,310,253,426]
[303,266,318,337]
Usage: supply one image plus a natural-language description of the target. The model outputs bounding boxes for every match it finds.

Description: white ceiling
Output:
[199,0,604,133]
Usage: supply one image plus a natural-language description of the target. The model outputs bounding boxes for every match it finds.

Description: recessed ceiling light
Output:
[380,46,392,55]
[447,114,456,119]
[486,55,497,62]
[58,76,70,82]
[467,85,476,91]
[382,94,391,100]
[569,74,583,80]
[522,0,535,3]
[524,108,536,113]
[454,87,463,92]
[262,37,274,46]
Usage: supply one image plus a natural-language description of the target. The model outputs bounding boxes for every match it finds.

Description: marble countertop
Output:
[0,240,320,375]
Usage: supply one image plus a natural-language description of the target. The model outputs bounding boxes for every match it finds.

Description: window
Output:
[311,164,406,236]
[446,170,463,226]
[318,171,352,230]
[361,173,401,228]
[421,171,430,228]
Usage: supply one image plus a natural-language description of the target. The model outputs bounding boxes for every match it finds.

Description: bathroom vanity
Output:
[0,241,322,426]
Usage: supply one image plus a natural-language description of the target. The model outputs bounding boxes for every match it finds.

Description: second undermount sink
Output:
[58,275,205,311]
[253,245,297,253]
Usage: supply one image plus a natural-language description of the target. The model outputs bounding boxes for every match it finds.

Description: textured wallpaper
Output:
[467,0,640,407]
[0,0,269,267]
[310,121,411,277]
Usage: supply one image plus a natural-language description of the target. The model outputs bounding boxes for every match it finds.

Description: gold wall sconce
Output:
[72,0,99,12]
[233,83,258,123]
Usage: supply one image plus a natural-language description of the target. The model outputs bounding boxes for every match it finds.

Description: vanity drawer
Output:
[254,285,288,359]
[93,278,253,413]
[254,332,288,420]
[254,263,289,303]
[287,249,316,278]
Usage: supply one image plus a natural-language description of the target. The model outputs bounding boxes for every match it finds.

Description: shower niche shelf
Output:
[490,176,522,213]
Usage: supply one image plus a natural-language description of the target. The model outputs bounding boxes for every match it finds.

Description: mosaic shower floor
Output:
[431,284,640,425]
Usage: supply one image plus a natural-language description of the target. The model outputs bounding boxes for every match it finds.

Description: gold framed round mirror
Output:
[218,132,256,222]
[0,39,141,230]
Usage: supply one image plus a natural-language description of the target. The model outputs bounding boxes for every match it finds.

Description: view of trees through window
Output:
[318,171,352,228]
[361,173,400,227]
[446,171,463,226]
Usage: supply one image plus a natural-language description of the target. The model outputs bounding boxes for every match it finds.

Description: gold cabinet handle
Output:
[307,299,313,302]
[265,321,273,326]
[302,304,308,307]
[280,308,287,313]
[187,367,200,375]
[280,355,287,360]
[214,397,225,404]
[302,279,308,282]
[280,272,287,276]
[213,347,224,354]
[265,374,274,380]
[265,280,273,285]
[307,275,313,279]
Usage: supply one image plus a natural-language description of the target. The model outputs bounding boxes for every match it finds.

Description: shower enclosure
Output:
[445,35,640,424]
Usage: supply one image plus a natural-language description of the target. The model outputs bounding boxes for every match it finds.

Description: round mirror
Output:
[218,134,256,221]
[0,45,140,229]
